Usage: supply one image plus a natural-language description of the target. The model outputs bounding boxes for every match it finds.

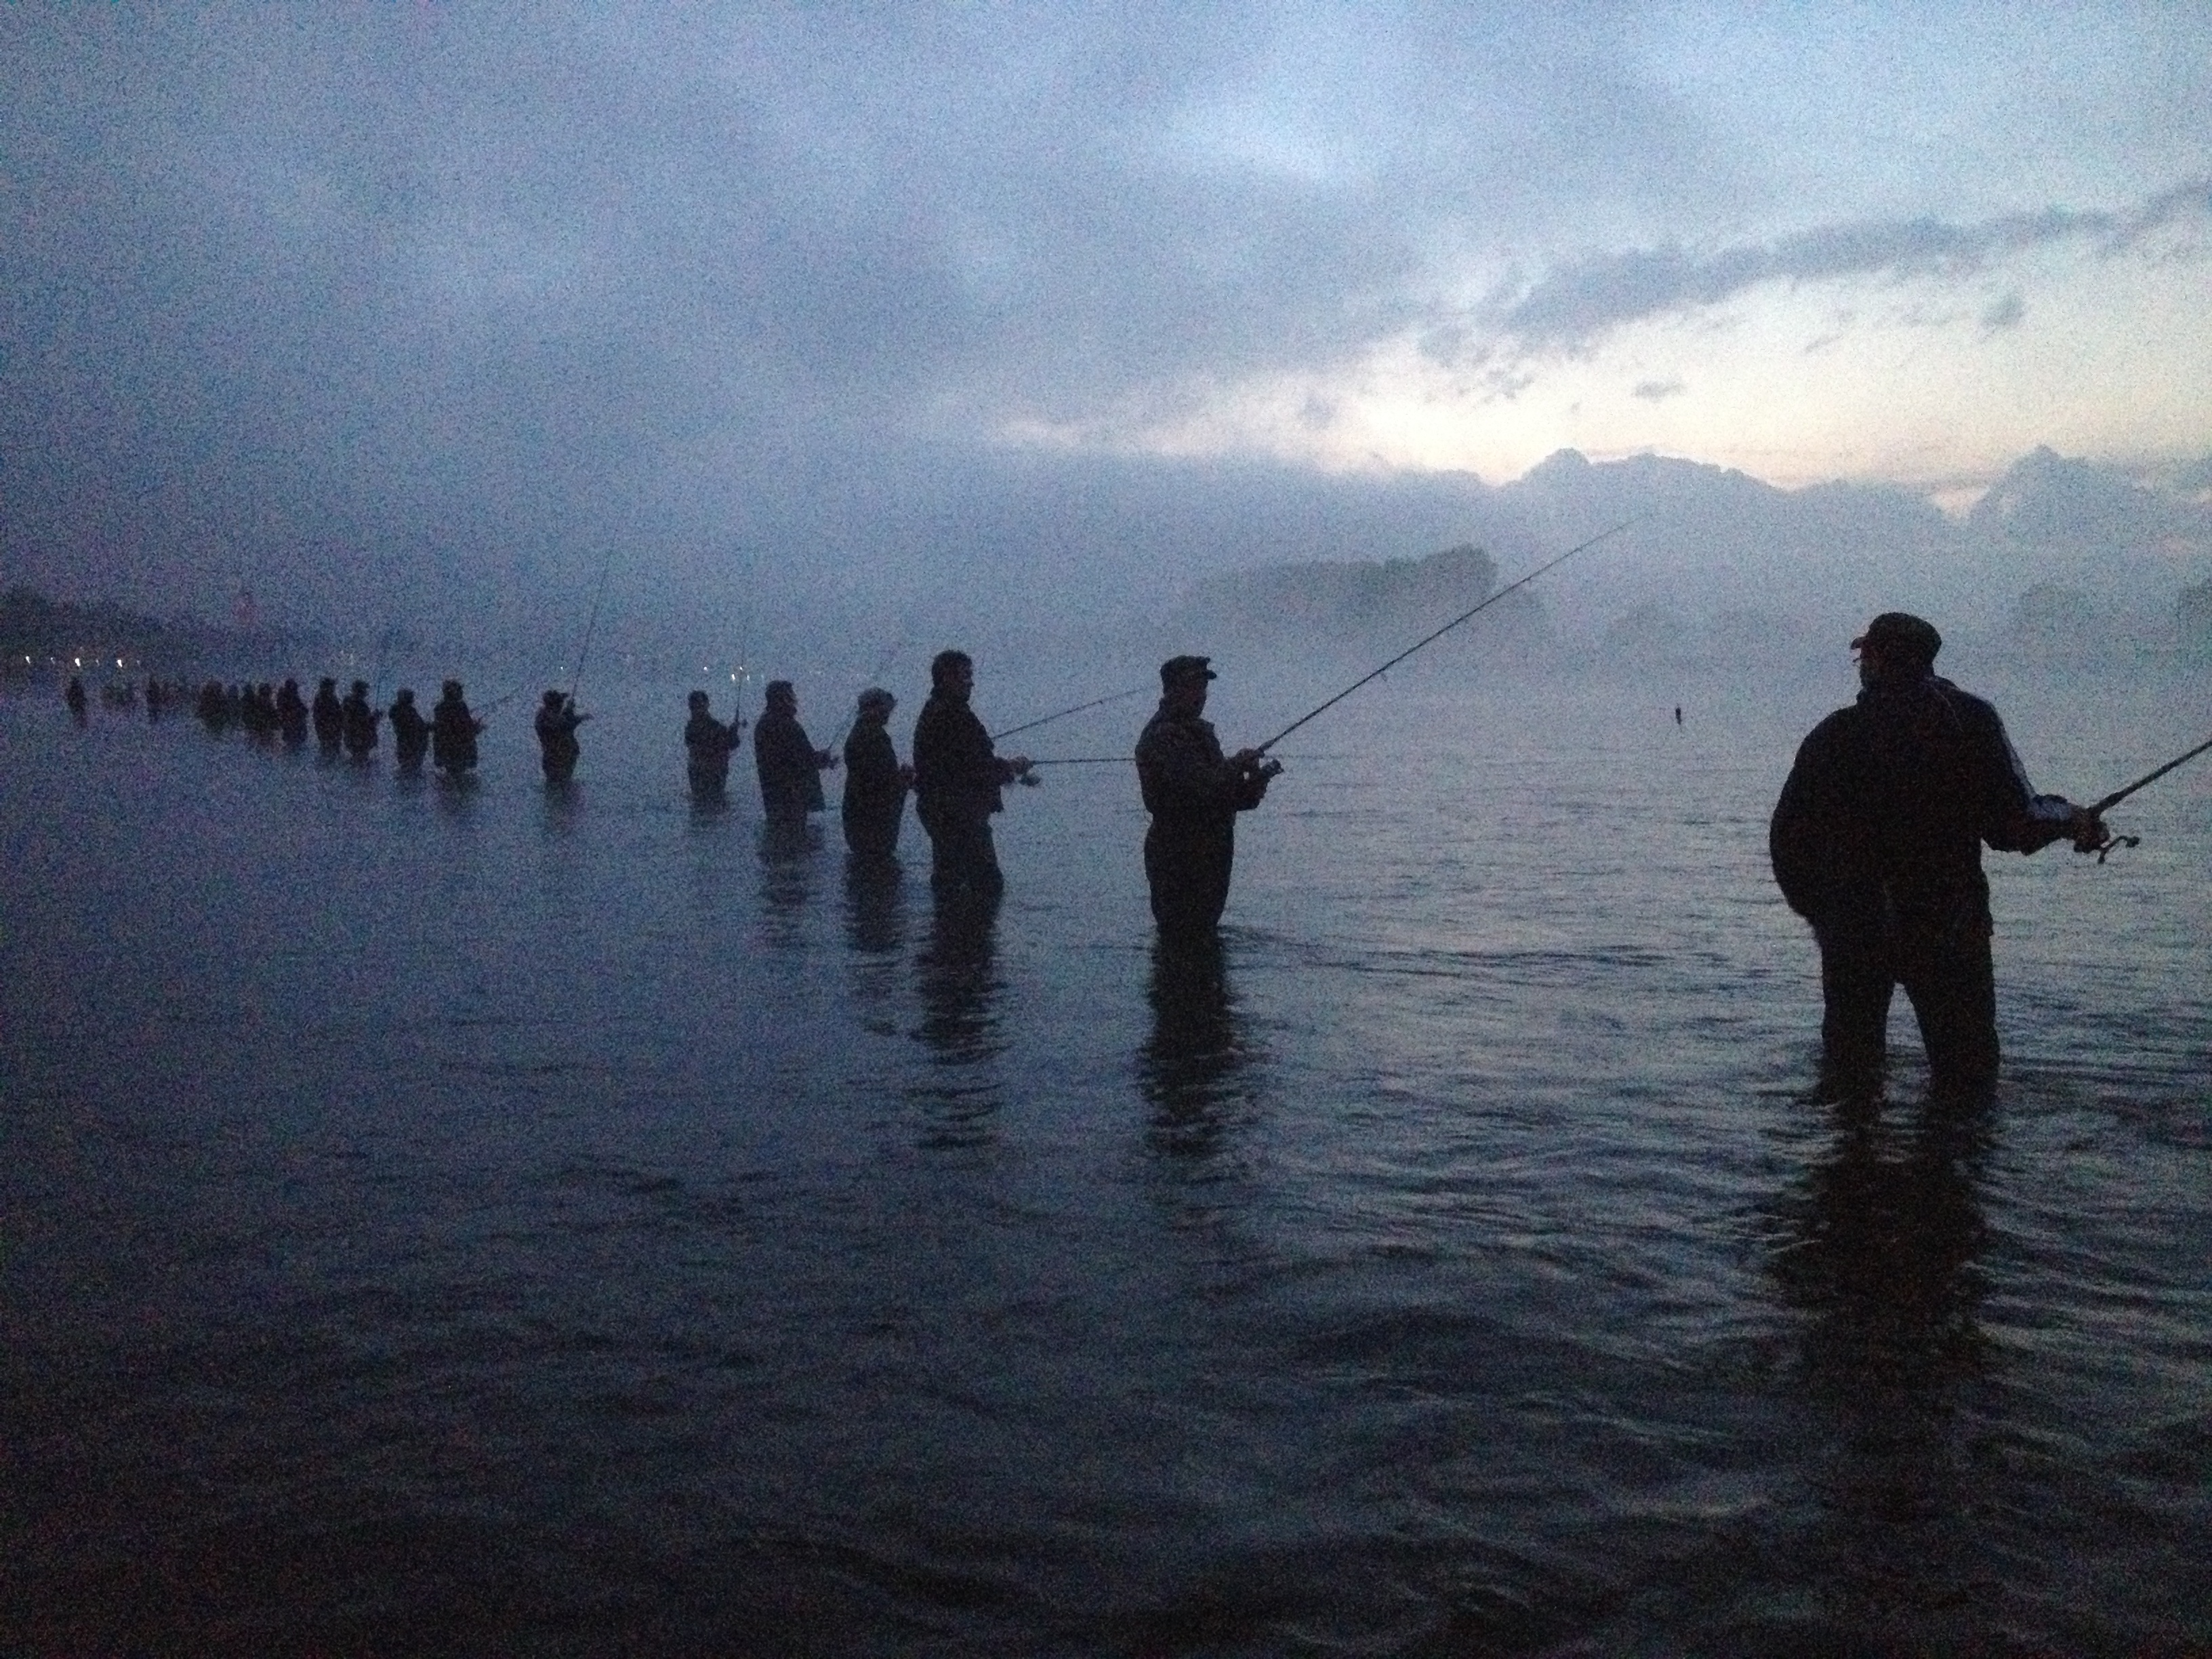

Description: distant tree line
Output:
[1172,543,1546,657]
[0,584,323,677]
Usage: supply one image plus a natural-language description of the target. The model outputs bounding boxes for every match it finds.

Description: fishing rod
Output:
[368,617,397,703]
[733,548,756,733]
[1254,518,1641,755]
[2078,729,2212,860]
[830,627,914,752]
[568,552,615,701]
[1028,751,1362,767]
[991,684,1150,742]
[479,680,535,718]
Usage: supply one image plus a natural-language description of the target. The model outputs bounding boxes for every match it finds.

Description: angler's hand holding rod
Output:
[2072,729,2212,859]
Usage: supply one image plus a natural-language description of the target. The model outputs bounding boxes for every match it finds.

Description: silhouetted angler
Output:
[534,690,588,783]
[912,650,1028,897]
[753,680,834,819]
[1770,611,2102,1100]
[276,678,308,744]
[341,680,380,756]
[430,680,483,777]
[1135,655,1279,937]
[311,678,344,752]
[252,682,280,740]
[684,691,743,798]
[145,679,166,722]
[388,689,430,771]
[842,687,911,859]
[197,680,225,729]
[64,676,87,722]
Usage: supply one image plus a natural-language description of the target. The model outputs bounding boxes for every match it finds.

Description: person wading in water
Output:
[1769,611,2104,1101]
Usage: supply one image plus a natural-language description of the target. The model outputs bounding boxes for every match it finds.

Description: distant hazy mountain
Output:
[1404,445,2212,647]
[1969,446,2212,551]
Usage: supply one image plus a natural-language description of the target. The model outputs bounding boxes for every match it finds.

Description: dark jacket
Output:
[276,682,309,741]
[535,699,584,775]
[842,722,907,823]
[685,710,739,785]
[1770,674,2072,941]
[912,694,1004,823]
[754,708,826,813]
[311,684,344,747]
[389,698,430,760]
[1136,704,1270,830]
[431,693,480,773]
[340,689,380,754]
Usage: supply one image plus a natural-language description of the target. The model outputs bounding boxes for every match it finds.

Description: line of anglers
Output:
[169,674,525,777]
[73,607,2182,1106]
[684,649,1277,936]
[116,649,1273,936]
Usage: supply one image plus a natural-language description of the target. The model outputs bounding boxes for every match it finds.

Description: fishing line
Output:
[1255,518,1640,754]
[569,552,615,701]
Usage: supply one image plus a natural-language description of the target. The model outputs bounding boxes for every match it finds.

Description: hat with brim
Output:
[1160,654,1217,687]
[1851,612,1942,663]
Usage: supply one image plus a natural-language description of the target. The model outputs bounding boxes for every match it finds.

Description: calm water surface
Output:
[3,659,2207,1654]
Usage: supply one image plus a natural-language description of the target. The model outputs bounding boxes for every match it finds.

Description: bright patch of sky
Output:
[1001,225,2212,491]
[993,3,2212,490]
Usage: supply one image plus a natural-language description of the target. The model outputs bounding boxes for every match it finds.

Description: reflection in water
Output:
[843,857,907,1038]
[433,772,479,819]
[1772,1101,1992,1391]
[909,888,1002,1147]
[756,814,819,945]
[1138,934,1251,1162]
[541,777,581,836]
[1766,1099,1996,1639]
[843,857,906,956]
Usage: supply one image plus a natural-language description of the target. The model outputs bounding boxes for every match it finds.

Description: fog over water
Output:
[5,655,2207,1653]
[5,5,2211,1650]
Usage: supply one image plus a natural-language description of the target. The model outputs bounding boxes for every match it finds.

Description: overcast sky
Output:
[3,3,2209,626]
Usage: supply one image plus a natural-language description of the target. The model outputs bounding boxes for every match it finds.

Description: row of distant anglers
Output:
[68,672,554,775]
[62,668,888,825]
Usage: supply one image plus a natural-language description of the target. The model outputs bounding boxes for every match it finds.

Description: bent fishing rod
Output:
[2078,729,2212,860]
[991,684,1150,742]
[1254,518,1641,755]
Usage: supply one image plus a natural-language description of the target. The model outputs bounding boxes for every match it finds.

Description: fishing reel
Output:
[2078,825,2141,863]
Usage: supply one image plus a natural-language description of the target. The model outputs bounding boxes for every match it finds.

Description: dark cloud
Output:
[1631,378,1685,401]
[1980,291,2026,334]
[1,6,2205,636]
[0,5,1741,621]
[1485,178,2211,349]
